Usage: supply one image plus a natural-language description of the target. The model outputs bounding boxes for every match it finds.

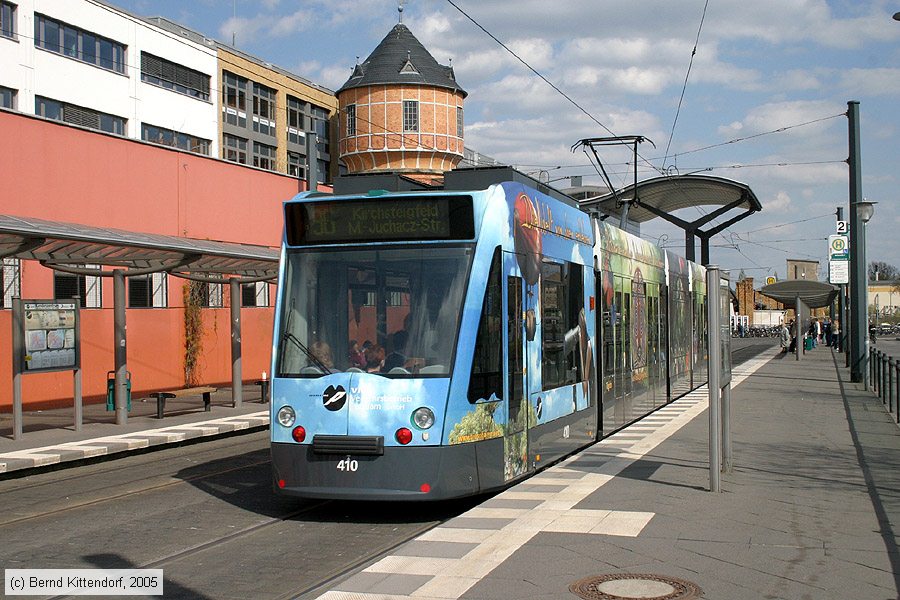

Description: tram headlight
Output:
[276,405,296,427]
[412,407,435,430]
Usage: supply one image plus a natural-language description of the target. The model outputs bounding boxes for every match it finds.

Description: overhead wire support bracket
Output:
[572,136,656,229]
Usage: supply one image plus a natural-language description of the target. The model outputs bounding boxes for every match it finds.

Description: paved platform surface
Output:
[313,346,900,600]
[3,345,899,600]
[0,385,269,474]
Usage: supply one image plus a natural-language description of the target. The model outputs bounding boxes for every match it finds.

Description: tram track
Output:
[1,342,778,600]
[0,433,271,527]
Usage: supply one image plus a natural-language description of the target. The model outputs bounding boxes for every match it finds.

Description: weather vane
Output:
[398,0,407,23]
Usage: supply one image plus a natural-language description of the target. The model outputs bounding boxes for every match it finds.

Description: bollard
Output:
[874,350,880,394]
[889,358,894,414]
[894,358,899,420]
[882,353,888,403]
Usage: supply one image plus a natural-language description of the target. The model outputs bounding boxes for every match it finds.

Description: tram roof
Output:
[760,279,839,309]
[579,174,762,223]
[0,214,279,281]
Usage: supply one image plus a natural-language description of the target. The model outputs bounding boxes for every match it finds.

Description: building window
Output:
[287,96,306,144]
[1,1,16,40]
[287,151,306,179]
[36,96,125,135]
[403,100,418,132]
[142,123,209,155]
[253,141,276,171]
[223,133,248,164]
[53,266,101,308]
[222,71,247,127]
[312,106,329,154]
[252,82,276,136]
[2,258,20,308]
[194,282,222,308]
[241,282,269,307]
[0,85,15,109]
[34,14,125,74]
[457,106,463,138]
[345,104,356,136]
[128,272,167,308]
[141,52,210,101]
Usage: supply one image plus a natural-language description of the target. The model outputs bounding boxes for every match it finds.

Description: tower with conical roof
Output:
[337,16,467,178]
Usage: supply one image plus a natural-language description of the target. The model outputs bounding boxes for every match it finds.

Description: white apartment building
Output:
[0,0,219,156]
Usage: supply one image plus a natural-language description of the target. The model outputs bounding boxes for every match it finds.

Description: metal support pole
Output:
[11,297,23,440]
[230,277,242,409]
[795,296,802,361]
[722,383,732,474]
[848,101,867,383]
[844,287,850,364]
[686,230,696,263]
[113,269,128,425]
[706,265,721,492]
[74,368,82,431]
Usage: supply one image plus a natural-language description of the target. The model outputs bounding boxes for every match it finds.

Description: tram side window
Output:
[541,261,583,391]
[468,248,502,402]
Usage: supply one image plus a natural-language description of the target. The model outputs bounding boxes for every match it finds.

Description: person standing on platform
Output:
[780,322,791,353]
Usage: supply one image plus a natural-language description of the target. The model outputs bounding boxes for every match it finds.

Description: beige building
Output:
[217,46,339,183]
[786,259,820,281]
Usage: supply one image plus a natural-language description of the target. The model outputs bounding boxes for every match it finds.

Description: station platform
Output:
[0,384,269,474]
[313,345,900,600]
[2,344,898,599]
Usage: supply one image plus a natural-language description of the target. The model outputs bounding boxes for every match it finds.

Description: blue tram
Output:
[270,176,707,500]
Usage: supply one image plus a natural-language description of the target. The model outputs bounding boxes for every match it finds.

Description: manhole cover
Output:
[569,573,702,600]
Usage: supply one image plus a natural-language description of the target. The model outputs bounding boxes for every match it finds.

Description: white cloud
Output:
[839,68,900,96]
[269,9,314,37]
[763,191,793,212]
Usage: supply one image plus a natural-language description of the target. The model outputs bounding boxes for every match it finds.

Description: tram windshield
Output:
[276,246,473,378]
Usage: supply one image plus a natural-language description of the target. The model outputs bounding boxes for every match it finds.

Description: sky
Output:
[115,0,900,281]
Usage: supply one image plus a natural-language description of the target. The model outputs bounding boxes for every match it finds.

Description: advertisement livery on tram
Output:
[270,178,708,500]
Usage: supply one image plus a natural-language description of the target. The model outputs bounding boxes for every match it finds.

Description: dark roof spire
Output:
[338,22,466,97]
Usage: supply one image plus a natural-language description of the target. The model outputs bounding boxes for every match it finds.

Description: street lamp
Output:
[856,200,876,223]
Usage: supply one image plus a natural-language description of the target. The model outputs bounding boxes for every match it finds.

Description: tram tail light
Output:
[395,427,413,445]
[292,425,306,443]
[420,483,431,493]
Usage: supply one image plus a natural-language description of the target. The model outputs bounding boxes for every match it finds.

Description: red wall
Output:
[0,111,321,410]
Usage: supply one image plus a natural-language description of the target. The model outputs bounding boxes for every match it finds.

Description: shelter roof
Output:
[0,214,279,281]
[580,174,761,223]
[338,24,466,97]
[760,279,838,309]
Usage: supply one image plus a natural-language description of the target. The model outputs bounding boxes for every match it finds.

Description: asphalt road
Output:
[0,341,779,600]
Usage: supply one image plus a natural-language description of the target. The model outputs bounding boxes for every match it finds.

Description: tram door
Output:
[505,268,528,481]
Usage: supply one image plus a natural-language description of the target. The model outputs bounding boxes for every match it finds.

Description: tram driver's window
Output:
[467,247,502,402]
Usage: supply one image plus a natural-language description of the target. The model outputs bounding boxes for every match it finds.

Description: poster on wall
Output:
[20,300,80,373]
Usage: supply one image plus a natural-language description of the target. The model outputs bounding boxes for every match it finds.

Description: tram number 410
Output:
[337,457,359,472]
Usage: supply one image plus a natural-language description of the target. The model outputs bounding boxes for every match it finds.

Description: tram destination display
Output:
[18,300,81,373]
[286,196,475,245]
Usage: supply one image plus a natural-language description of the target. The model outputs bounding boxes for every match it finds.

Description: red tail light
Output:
[395,427,413,445]
[292,426,306,443]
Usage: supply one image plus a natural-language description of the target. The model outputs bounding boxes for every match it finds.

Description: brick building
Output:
[336,22,467,181]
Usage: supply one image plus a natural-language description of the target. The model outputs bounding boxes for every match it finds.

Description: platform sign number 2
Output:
[836,220,848,234]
